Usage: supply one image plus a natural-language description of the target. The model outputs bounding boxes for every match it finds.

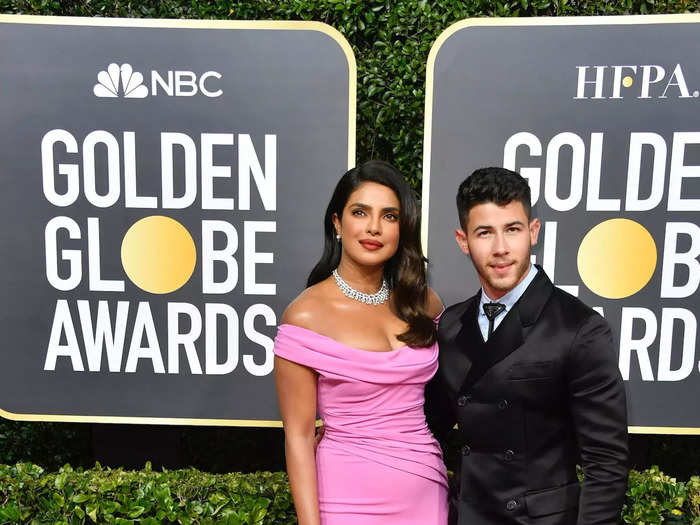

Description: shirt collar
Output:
[479,264,538,315]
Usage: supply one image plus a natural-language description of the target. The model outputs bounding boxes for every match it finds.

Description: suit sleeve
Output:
[424,371,456,443]
[424,369,460,525]
[566,313,629,525]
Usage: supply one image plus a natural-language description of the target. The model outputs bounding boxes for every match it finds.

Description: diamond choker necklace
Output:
[332,269,390,305]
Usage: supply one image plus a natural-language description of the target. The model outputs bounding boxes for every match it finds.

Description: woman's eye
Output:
[385,213,398,221]
[351,209,365,216]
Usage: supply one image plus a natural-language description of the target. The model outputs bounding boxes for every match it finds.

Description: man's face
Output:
[455,200,540,300]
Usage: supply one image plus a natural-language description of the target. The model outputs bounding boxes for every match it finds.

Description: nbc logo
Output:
[94,63,148,98]
[93,63,223,99]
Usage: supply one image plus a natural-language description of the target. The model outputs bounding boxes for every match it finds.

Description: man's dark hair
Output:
[456,167,532,228]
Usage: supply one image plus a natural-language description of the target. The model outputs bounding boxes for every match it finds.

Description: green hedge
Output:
[623,467,700,525]
[0,463,296,525]
[0,0,694,188]
[2,463,700,524]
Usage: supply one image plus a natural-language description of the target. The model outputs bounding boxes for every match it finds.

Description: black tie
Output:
[483,302,506,339]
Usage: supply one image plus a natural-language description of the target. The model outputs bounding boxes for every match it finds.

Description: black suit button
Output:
[461,445,471,456]
[506,500,518,512]
[457,395,467,407]
[504,449,514,461]
[498,399,509,410]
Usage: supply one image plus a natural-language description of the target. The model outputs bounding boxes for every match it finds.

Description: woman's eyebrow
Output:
[349,203,400,213]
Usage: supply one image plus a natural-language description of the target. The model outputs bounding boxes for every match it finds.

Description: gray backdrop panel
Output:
[0,19,352,422]
[426,19,700,430]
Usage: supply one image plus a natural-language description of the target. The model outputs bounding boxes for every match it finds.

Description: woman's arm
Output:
[426,287,445,319]
[274,354,320,525]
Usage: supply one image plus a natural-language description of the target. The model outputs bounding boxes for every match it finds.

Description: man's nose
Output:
[493,232,509,254]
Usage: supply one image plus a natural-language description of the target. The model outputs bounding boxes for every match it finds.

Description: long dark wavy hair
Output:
[307,160,435,347]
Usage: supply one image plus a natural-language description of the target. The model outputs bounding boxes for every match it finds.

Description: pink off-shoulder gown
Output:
[274,324,448,525]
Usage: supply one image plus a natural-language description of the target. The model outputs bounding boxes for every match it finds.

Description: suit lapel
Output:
[517,265,553,328]
[458,306,524,394]
[457,266,554,394]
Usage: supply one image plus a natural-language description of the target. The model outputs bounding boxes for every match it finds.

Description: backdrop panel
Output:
[423,14,700,433]
[0,15,355,425]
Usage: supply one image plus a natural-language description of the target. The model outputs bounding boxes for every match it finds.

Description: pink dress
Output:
[274,324,448,525]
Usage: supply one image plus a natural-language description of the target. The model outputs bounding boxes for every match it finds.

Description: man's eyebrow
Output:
[471,220,525,233]
[471,224,492,233]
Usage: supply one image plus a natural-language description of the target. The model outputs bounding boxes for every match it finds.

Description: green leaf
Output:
[52,493,65,508]
[72,493,89,504]
[208,491,228,506]
[54,472,68,490]
[86,503,98,523]
[0,503,21,523]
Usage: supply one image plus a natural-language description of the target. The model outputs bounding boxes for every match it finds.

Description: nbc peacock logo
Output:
[93,63,148,98]
[93,63,224,98]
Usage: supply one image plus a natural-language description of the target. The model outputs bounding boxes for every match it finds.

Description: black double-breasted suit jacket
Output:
[426,267,629,524]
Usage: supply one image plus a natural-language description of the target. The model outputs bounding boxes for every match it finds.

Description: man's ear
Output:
[529,218,541,246]
[455,228,470,255]
[331,213,341,238]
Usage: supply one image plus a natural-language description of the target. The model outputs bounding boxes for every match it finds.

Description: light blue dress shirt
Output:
[478,264,538,342]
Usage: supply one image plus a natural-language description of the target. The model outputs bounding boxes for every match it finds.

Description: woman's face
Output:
[333,181,401,268]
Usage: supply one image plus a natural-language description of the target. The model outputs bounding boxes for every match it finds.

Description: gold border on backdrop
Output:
[421,13,700,436]
[0,408,284,427]
[0,14,356,427]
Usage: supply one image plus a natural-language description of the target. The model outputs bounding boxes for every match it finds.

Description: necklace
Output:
[332,269,390,305]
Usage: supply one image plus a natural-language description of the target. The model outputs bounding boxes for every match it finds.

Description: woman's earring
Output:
[336,234,341,241]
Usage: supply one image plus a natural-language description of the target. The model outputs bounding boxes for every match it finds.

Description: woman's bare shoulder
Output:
[281,280,334,329]
[425,287,444,318]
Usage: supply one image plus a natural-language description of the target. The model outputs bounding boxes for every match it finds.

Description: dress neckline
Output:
[278,323,413,354]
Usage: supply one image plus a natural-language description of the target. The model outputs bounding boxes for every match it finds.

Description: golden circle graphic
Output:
[121,216,196,294]
[577,219,656,299]
[622,76,634,88]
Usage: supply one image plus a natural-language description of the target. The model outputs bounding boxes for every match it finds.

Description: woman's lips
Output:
[359,240,384,251]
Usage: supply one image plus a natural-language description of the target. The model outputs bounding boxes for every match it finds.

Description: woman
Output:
[273,160,448,525]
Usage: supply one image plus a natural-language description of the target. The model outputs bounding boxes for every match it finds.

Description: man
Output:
[426,167,629,524]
